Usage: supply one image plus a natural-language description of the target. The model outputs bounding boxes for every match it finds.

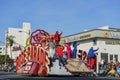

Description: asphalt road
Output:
[0,71,120,80]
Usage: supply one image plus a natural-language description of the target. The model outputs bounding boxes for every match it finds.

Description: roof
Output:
[62,27,120,38]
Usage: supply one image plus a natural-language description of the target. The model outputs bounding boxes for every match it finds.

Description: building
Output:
[61,26,120,72]
[6,22,31,59]
[0,46,5,55]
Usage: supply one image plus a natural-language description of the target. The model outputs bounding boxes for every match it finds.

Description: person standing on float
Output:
[48,37,55,69]
[73,42,79,58]
[55,45,65,69]
[88,47,99,71]
[64,43,72,59]
[49,37,55,59]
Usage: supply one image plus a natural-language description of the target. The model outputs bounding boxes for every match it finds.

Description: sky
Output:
[0,0,120,45]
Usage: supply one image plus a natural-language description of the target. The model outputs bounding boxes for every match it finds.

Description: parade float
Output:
[14,29,96,76]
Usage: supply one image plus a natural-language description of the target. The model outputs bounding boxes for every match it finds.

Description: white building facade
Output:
[6,22,31,59]
[61,27,120,72]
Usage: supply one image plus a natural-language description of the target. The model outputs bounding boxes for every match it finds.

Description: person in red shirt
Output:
[55,45,65,69]
[56,45,64,57]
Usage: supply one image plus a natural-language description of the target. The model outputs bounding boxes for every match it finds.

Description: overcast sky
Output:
[0,0,120,45]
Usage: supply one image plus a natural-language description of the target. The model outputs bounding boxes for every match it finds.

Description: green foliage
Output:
[0,54,13,64]
[6,35,15,59]
[6,35,15,47]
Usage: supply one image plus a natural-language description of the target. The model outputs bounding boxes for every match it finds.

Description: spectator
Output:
[100,59,105,67]
[115,65,120,77]
[107,65,116,77]
[98,66,106,76]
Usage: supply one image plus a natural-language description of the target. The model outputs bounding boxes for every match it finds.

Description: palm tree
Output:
[6,35,15,59]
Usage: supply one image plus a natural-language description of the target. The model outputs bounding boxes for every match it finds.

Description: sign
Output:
[66,35,79,43]
[12,46,21,51]
[12,44,21,51]
[80,34,91,39]
[109,32,120,39]
[103,31,120,39]
[105,41,120,45]
[66,34,91,43]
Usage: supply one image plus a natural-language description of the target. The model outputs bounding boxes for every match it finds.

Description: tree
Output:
[6,35,15,59]
[0,55,13,64]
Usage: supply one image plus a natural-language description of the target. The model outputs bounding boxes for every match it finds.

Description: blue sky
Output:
[0,0,120,45]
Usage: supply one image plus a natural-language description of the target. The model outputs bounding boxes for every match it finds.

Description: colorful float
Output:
[14,29,96,76]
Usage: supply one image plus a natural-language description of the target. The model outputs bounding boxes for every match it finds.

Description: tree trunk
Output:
[10,46,12,59]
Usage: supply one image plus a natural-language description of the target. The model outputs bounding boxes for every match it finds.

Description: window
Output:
[114,55,118,62]
[110,54,113,61]
[93,39,97,45]
[101,53,108,62]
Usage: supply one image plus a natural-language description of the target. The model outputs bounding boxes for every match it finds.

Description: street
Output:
[0,71,120,80]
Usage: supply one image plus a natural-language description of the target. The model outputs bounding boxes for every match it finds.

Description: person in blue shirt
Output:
[88,47,99,70]
[73,42,80,58]
[115,66,120,77]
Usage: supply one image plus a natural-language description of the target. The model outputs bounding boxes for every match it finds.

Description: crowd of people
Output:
[98,60,120,77]
[0,63,15,72]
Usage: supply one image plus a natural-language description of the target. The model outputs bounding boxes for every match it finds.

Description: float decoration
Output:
[15,29,95,76]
